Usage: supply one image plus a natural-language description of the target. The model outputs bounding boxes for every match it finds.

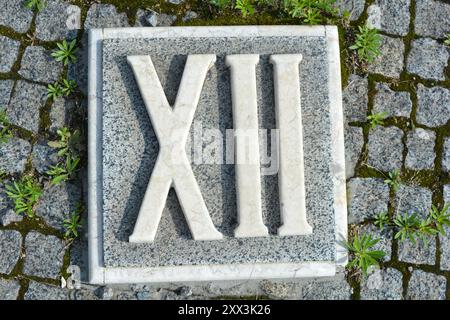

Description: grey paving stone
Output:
[167,0,184,4]
[67,44,87,95]
[335,0,365,21]
[344,125,363,179]
[368,35,405,78]
[406,38,449,81]
[0,137,32,175]
[158,13,178,26]
[0,209,23,226]
[24,281,69,300]
[342,74,368,123]
[415,0,450,39]
[416,85,450,128]
[443,137,450,172]
[19,46,63,83]
[398,237,436,265]
[182,11,198,22]
[135,9,158,27]
[406,270,446,300]
[31,143,59,174]
[405,128,436,170]
[0,279,20,300]
[259,280,301,299]
[301,278,352,300]
[49,97,77,133]
[0,80,14,106]
[360,268,403,300]
[373,83,412,118]
[84,4,129,29]
[395,184,432,218]
[367,0,410,36]
[0,0,34,33]
[35,0,81,41]
[23,232,65,279]
[358,223,392,262]
[367,126,404,172]
[0,35,20,73]
[0,230,22,274]
[35,181,82,232]
[7,81,46,133]
[440,185,450,270]
[347,178,390,224]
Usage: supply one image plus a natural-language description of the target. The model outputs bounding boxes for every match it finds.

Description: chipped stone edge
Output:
[88,26,347,285]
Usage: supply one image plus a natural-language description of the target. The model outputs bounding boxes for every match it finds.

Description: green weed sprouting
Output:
[235,0,255,17]
[344,233,386,276]
[5,176,42,218]
[384,169,401,192]
[367,111,388,129]
[63,208,83,239]
[444,34,450,46]
[47,82,64,101]
[349,25,382,63]
[374,211,390,231]
[0,109,13,144]
[51,40,78,66]
[24,0,46,11]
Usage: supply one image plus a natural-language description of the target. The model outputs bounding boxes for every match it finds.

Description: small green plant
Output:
[367,111,388,129]
[384,169,401,192]
[5,177,42,218]
[444,34,450,46]
[374,211,390,231]
[24,0,46,11]
[0,109,13,144]
[349,25,382,63]
[285,0,337,25]
[394,212,434,244]
[63,211,82,239]
[47,82,64,100]
[48,128,81,158]
[46,154,80,185]
[51,39,78,66]
[61,79,77,96]
[430,204,450,235]
[344,233,385,276]
[235,0,255,17]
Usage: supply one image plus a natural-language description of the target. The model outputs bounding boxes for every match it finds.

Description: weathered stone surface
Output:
[395,184,432,218]
[0,279,20,300]
[344,125,363,179]
[342,74,368,123]
[96,286,114,300]
[416,85,450,128]
[31,143,59,174]
[358,224,392,262]
[0,35,20,73]
[440,185,450,270]
[24,281,69,300]
[35,182,82,232]
[398,237,436,265]
[0,0,34,33]
[23,232,65,279]
[443,138,450,172]
[84,4,129,29]
[301,277,352,300]
[182,11,198,22]
[373,83,412,118]
[135,9,158,27]
[405,129,436,170]
[49,97,77,133]
[0,137,32,175]
[367,126,404,172]
[0,209,23,226]
[0,230,22,274]
[336,0,365,21]
[19,46,63,83]
[158,14,177,27]
[406,38,449,81]
[167,0,184,4]
[35,0,81,41]
[360,268,403,300]
[260,280,300,299]
[347,178,390,224]
[406,270,446,300]
[0,80,14,106]
[368,35,404,78]
[367,0,410,36]
[7,81,47,133]
[415,0,450,39]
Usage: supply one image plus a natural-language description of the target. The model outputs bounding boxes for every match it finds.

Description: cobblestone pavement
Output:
[0,0,449,300]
